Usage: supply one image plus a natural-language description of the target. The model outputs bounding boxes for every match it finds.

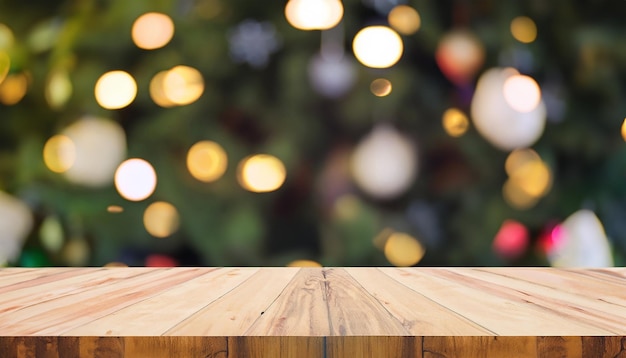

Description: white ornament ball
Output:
[471,68,546,151]
[549,209,613,267]
[308,53,356,98]
[350,125,417,199]
[62,116,127,187]
[0,191,33,263]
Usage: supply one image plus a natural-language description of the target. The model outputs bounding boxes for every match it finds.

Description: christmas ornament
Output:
[308,52,356,98]
[229,20,281,68]
[548,210,614,267]
[471,68,546,151]
[61,116,127,187]
[0,192,33,264]
[436,30,485,85]
[350,125,417,199]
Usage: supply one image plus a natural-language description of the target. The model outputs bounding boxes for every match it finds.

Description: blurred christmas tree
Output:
[1,0,625,268]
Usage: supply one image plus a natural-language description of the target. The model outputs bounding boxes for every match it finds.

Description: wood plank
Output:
[382,268,614,335]
[345,268,491,335]
[61,267,257,336]
[437,268,626,334]
[165,267,299,336]
[244,268,330,336]
[537,337,582,358]
[327,336,422,358]
[423,337,536,358]
[0,268,93,291]
[0,268,208,335]
[323,268,408,336]
[228,337,324,358]
[0,268,146,314]
[0,337,228,358]
[490,268,626,307]
[582,337,626,358]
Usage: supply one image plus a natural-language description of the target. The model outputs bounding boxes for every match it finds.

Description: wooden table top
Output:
[1,267,625,357]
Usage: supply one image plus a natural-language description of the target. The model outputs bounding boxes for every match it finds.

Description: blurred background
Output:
[0,0,624,268]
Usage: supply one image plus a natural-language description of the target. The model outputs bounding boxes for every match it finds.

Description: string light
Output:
[143,201,180,238]
[132,12,175,50]
[370,78,392,97]
[94,70,137,109]
[388,5,421,35]
[353,26,403,68]
[237,154,286,193]
[442,108,469,137]
[287,260,322,267]
[384,232,425,267]
[163,65,204,106]
[43,135,75,173]
[510,16,537,44]
[0,51,9,85]
[186,141,228,182]
[503,74,541,113]
[0,73,28,105]
[114,158,157,201]
[285,0,343,31]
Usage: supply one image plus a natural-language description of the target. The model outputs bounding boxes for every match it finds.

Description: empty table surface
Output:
[0,267,625,357]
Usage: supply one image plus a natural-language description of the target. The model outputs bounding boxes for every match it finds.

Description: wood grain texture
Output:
[0,267,624,357]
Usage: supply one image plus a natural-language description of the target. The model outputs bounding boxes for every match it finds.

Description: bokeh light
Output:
[285,0,343,31]
[436,30,485,85]
[548,210,613,267]
[163,65,204,105]
[143,201,180,238]
[502,178,539,210]
[237,154,286,193]
[62,239,89,266]
[45,69,72,109]
[503,74,541,113]
[94,70,137,109]
[621,118,626,141]
[505,148,540,176]
[351,126,417,199]
[502,148,551,209]
[508,152,551,197]
[61,117,126,187]
[333,194,360,221]
[471,68,546,150]
[132,12,175,50]
[442,108,469,137]
[115,158,157,201]
[308,53,357,98]
[353,26,403,69]
[149,70,175,108]
[0,52,9,85]
[39,216,64,253]
[0,23,15,49]
[493,219,529,260]
[0,73,28,105]
[186,140,228,183]
[287,260,322,267]
[370,78,392,97]
[384,232,425,267]
[510,16,537,44]
[104,261,128,267]
[43,135,75,173]
[146,254,177,267]
[107,205,124,213]
[388,5,421,35]
[0,191,34,264]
